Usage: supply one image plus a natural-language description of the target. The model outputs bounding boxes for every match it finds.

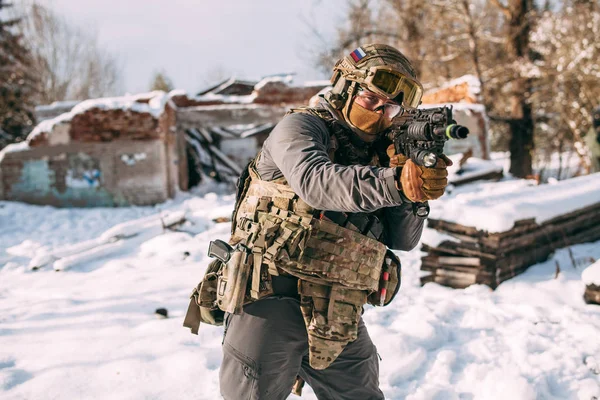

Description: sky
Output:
[23,0,348,95]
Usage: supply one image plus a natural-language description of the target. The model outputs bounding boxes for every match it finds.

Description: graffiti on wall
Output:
[120,153,147,166]
[66,152,102,189]
[8,152,119,207]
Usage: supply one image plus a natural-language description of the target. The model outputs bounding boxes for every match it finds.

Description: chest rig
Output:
[184,107,401,371]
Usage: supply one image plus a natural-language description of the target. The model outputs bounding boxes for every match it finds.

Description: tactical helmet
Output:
[325,44,423,111]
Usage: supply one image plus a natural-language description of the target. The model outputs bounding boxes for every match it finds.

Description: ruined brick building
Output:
[0,75,488,207]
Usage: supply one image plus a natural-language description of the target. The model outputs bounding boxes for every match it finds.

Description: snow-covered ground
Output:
[1,164,599,399]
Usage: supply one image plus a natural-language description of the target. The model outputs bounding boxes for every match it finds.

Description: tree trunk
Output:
[506,0,535,178]
[508,78,534,177]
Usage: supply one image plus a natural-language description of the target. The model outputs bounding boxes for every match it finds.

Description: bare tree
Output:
[149,70,174,92]
[15,2,122,103]
[531,1,600,174]
[316,0,600,178]
[315,0,379,72]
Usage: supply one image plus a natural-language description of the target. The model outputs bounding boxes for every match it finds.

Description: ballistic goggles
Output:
[342,66,424,110]
[355,88,403,119]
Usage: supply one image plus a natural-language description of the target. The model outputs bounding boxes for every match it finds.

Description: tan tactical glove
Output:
[386,144,452,202]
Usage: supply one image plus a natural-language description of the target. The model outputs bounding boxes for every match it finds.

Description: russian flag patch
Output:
[350,47,367,62]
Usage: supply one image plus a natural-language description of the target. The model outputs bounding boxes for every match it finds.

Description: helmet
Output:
[325,44,423,111]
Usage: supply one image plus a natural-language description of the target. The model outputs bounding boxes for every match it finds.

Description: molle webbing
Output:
[288,106,392,168]
[233,176,386,293]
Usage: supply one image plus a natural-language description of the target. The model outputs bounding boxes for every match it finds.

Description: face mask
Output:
[344,100,393,139]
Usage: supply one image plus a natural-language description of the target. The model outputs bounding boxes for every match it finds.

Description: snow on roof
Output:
[26,91,170,143]
[419,102,487,113]
[254,73,295,90]
[582,259,600,286]
[35,100,81,113]
[0,141,31,162]
[198,77,258,96]
[425,74,482,96]
[429,172,600,233]
[192,92,258,104]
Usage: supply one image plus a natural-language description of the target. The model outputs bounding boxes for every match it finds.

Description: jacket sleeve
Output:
[383,204,425,251]
[258,113,405,213]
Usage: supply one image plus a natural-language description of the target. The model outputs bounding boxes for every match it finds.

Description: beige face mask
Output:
[344,100,393,140]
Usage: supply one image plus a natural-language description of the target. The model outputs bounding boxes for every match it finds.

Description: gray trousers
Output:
[219,296,384,400]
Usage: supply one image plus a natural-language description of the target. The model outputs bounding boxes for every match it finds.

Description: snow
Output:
[446,154,504,185]
[582,260,600,286]
[1,168,600,399]
[254,73,295,90]
[26,91,170,143]
[192,91,258,104]
[424,74,482,100]
[0,141,30,157]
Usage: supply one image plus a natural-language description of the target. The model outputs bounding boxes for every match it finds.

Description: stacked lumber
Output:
[420,201,600,289]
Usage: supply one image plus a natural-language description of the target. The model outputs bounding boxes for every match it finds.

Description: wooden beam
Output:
[176,105,288,129]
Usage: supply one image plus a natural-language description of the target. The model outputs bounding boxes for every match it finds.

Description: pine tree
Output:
[0,0,37,149]
[149,71,174,92]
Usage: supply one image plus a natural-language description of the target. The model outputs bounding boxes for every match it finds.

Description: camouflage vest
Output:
[228,107,391,369]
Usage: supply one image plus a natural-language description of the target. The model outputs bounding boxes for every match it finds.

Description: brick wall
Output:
[0,140,168,207]
[0,101,173,207]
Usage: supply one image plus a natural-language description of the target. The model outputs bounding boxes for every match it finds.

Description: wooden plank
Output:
[176,105,288,129]
[499,216,600,254]
[427,219,482,237]
[435,268,478,280]
[482,211,600,253]
[489,218,539,240]
[443,232,481,244]
[438,256,480,266]
[423,242,497,260]
[542,201,600,227]
[433,274,481,289]
[422,255,481,267]
[421,263,494,279]
[420,274,435,286]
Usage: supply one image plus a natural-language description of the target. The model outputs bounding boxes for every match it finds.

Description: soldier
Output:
[184,43,452,399]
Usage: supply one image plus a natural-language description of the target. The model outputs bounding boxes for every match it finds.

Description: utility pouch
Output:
[298,281,367,369]
[214,240,252,315]
[183,259,225,334]
[367,249,402,307]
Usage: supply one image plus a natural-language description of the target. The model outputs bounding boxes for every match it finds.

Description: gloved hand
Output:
[386,144,452,202]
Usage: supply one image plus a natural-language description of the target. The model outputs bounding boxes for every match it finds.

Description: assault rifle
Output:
[387,106,469,168]
[387,106,469,217]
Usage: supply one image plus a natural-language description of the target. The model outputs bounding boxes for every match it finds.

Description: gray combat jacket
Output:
[256,110,424,251]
